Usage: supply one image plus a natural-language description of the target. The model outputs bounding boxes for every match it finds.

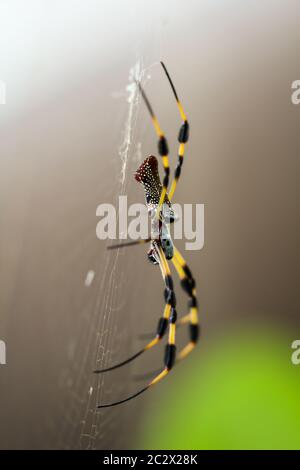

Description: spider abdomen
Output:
[134,155,175,222]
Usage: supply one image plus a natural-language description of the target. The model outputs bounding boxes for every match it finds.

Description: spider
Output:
[94,62,199,408]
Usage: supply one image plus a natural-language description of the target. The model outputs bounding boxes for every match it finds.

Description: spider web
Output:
[56,60,148,450]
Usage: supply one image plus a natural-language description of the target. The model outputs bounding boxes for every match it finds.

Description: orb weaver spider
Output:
[94,62,199,408]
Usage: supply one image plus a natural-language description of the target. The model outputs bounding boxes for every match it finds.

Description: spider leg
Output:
[135,315,195,382]
[107,238,151,250]
[136,245,199,382]
[138,315,188,340]
[171,246,199,360]
[93,243,175,374]
[97,245,177,408]
[160,62,189,202]
[137,80,170,218]
[135,320,189,381]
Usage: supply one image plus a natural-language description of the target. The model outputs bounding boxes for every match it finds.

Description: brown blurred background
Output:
[0,0,299,449]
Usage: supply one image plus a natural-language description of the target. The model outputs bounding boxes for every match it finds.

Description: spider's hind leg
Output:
[135,248,198,381]
[171,246,199,361]
[97,245,178,408]
[93,242,174,374]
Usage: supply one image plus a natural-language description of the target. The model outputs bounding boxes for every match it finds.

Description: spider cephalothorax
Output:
[95,62,199,409]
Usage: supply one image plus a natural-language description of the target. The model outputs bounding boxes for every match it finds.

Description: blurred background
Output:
[0,0,299,450]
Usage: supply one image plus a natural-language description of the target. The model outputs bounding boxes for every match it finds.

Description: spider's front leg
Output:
[137,62,190,215]
[160,61,189,202]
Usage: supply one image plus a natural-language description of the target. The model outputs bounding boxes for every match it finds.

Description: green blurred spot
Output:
[139,326,300,449]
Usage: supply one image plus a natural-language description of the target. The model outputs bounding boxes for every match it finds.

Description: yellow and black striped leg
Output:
[134,310,191,380]
[146,304,177,389]
[97,245,177,408]
[160,62,189,202]
[171,246,199,361]
[137,81,170,217]
[168,139,188,202]
[94,244,174,375]
[138,311,188,341]
[148,244,177,385]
